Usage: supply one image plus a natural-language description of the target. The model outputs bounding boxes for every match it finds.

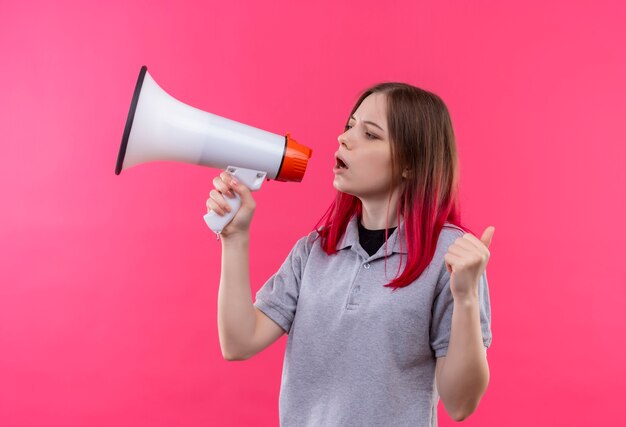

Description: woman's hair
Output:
[313,82,475,290]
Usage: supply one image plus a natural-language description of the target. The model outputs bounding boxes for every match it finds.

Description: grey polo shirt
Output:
[253,214,492,426]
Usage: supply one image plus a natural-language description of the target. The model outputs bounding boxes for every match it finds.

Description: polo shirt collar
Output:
[336,214,408,255]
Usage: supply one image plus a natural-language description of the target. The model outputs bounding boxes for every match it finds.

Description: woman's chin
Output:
[332,179,345,192]
[333,181,356,197]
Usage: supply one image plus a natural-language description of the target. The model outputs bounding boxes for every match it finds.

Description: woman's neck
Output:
[359,189,402,230]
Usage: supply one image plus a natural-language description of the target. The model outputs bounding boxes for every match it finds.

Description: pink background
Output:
[1,0,625,425]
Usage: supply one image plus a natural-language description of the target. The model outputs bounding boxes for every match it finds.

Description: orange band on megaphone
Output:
[276,133,313,182]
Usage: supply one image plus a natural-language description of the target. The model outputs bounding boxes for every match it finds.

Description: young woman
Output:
[208,83,494,426]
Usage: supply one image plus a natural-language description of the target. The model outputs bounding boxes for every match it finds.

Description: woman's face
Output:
[333,92,395,200]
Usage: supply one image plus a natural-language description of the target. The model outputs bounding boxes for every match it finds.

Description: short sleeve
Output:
[430,267,493,358]
[253,234,313,334]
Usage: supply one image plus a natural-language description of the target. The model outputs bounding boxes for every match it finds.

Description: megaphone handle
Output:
[203,166,266,237]
[203,192,243,236]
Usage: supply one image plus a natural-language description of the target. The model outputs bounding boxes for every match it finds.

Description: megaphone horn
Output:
[116,66,313,235]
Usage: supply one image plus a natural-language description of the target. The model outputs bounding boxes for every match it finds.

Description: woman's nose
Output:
[338,132,348,147]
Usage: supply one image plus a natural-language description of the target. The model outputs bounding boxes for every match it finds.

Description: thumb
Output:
[481,226,495,248]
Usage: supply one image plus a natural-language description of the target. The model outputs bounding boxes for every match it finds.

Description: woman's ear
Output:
[402,169,410,179]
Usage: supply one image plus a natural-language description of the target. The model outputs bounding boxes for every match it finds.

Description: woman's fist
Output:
[206,170,257,238]
[443,226,495,302]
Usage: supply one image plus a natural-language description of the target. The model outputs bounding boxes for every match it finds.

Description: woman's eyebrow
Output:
[350,115,385,132]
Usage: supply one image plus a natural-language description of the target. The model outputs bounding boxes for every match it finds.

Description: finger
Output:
[209,189,232,214]
[220,170,236,186]
[213,176,235,199]
[446,243,473,258]
[228,177,254,205]
[480,226,495,248]
[206,198,228,216]
[222,171,245,200]
[444,252,463,272]
[454,236,482,252]
[448,241,487,267]
[461,233,490,257]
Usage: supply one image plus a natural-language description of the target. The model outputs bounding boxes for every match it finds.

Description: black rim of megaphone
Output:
[116,65,148,175]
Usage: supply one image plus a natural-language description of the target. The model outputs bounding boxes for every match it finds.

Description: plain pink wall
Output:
[1,0,625,425]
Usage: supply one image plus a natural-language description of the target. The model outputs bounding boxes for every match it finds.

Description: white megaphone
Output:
[116,66,313,235]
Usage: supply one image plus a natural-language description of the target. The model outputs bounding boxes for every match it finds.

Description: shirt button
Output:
[363,263,370,269]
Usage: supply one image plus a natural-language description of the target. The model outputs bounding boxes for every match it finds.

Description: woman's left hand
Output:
[444,226,495,301]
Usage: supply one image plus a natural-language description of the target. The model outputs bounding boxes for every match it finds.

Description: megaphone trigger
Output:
[224,166,267,191]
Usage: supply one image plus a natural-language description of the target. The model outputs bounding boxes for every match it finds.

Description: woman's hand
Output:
[443,227,495,302]
[206,170,257,239]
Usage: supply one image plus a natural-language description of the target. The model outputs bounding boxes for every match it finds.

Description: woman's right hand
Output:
[206,170,256,239]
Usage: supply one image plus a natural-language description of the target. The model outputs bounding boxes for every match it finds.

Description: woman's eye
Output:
[344,124,377,140]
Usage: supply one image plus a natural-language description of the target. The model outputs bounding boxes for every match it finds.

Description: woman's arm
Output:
[209,172,284,361]
[437,227,494,421]
[435,295,489,421]
[218,233,285,361]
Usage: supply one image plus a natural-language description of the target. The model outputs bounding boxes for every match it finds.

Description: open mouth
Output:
[336,157,348,169]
